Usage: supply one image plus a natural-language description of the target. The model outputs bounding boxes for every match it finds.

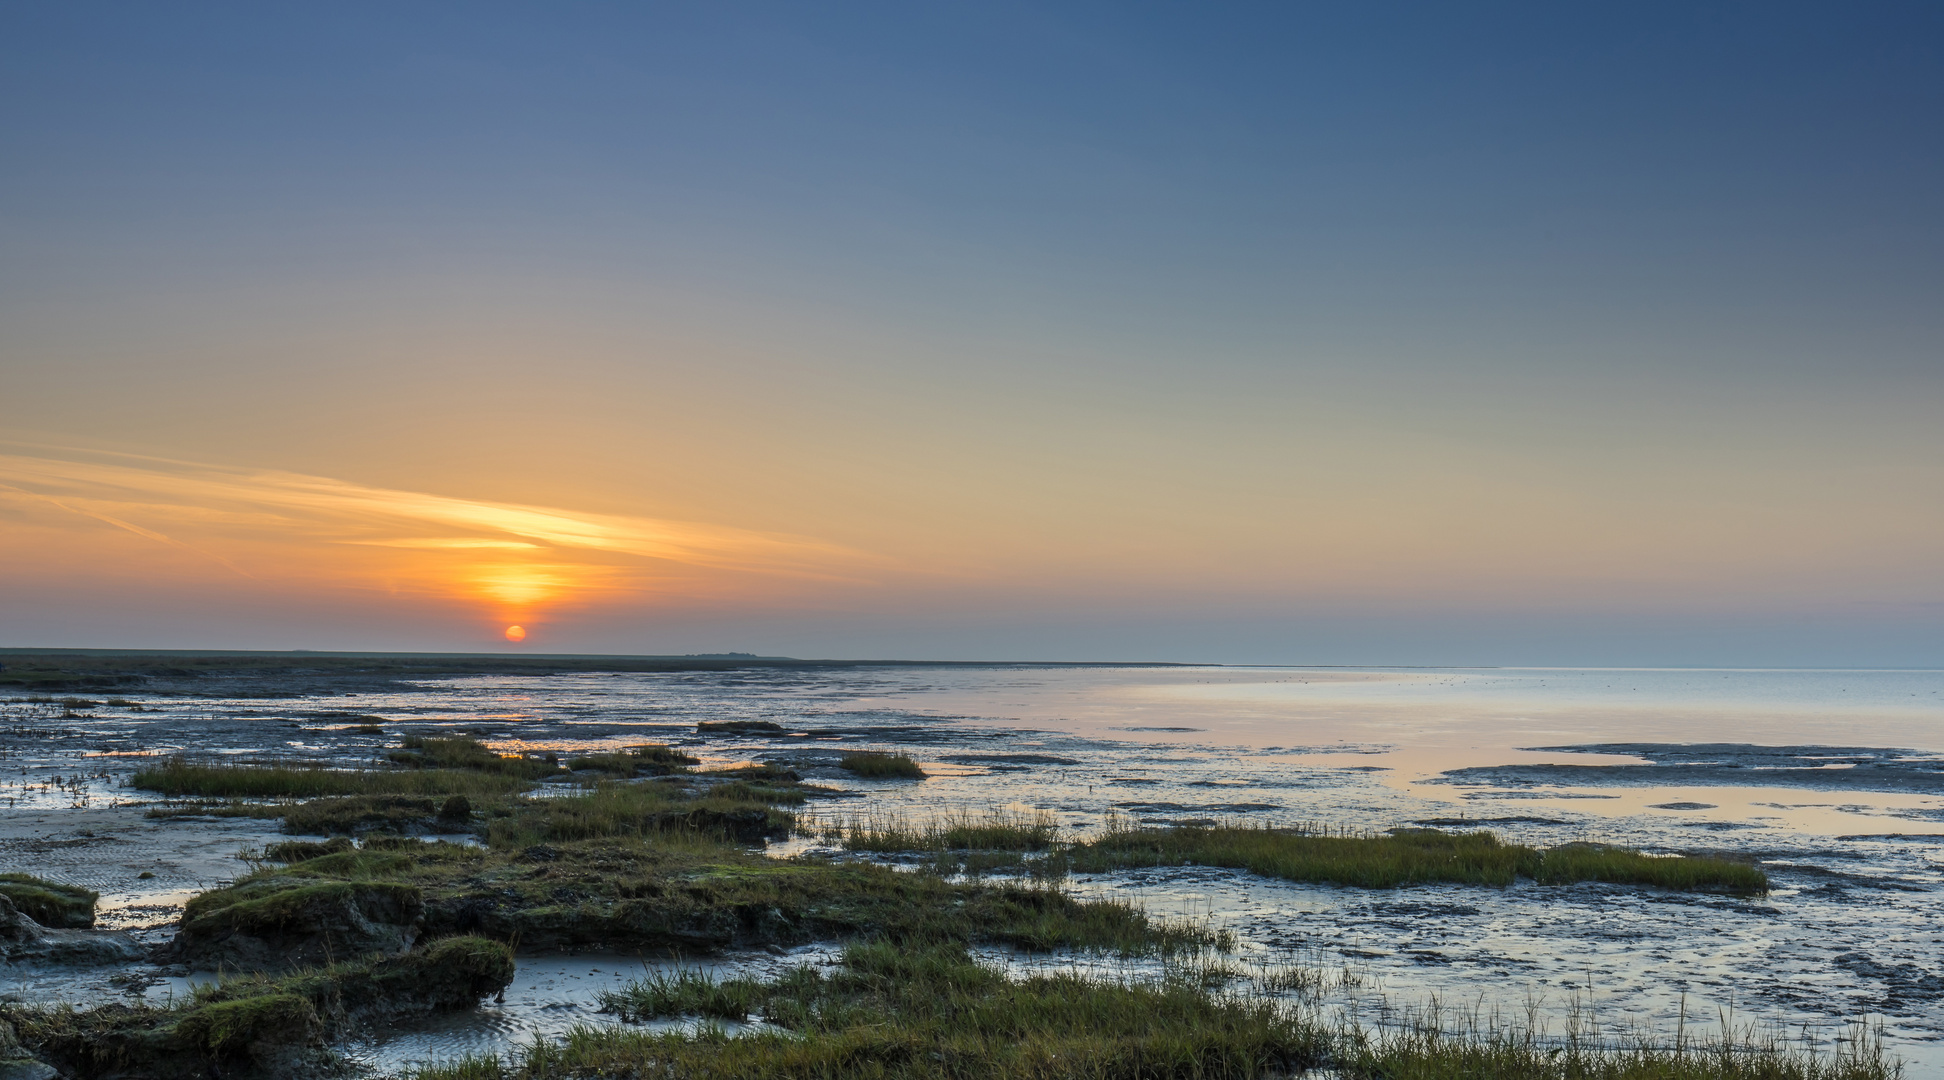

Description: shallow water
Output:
[4,665,1942,1072]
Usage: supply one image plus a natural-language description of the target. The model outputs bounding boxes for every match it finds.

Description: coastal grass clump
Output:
[599,968,766,1022]
[830,808,1059,854]
[180,825,1219,962]
[0,873,98,928]
[1531,842,1769,894]
[418,950,1901,1080]
[2,935,512,1079]
[257,837,356,863]
[1074,822,1531,888]
[422,941,1323,1080]
[389,736,564,781]
[1338,1011,1901,1080]
[697,720,785,735]
[566,743,699,776]
[132,756,534,800]
[1072,823,1768,895]
[484,778,797,848]
[839,751,927,780]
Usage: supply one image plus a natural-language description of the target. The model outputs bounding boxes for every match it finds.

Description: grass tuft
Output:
[389,736,563,780]
[599,968,765,1022]
[839,752,927,780]
[132,756,534,800]
[829,808,1057,853]
[567,743,699,776]
[0,873,99,928]
[1072,822,1768,895]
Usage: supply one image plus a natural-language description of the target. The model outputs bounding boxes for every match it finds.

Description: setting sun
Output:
[504,625,526,642]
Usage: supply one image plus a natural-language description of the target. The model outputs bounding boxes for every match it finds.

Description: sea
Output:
[5,664,1942,1073]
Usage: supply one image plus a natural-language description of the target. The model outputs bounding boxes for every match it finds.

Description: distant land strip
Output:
[0,648,1200,694]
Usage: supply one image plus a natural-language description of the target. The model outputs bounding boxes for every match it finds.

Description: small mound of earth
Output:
[0,895,142,966]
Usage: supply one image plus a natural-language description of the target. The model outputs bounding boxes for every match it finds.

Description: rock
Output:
[0,894,143,965]
[172,881,422,970]
[0,1059,57,1080]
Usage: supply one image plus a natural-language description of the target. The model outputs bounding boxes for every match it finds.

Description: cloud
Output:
[0,445,867,591]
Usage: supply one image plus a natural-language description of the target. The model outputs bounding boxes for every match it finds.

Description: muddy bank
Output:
[1439,743,1944,794]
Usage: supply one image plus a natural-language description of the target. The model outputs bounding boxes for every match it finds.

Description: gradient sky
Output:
[3,2,1941,664]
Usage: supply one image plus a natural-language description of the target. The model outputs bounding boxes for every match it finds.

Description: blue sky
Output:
[3,3,1941,663]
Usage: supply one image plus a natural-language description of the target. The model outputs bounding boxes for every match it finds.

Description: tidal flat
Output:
[0,655,1939,1077]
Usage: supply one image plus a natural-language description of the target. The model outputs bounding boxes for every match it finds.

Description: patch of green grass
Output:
[830,808,1058,853]
[415,949,1900,1080]
[599,968,766,1021]
[0,873,98,928]
[839,751,927,779]
[389,736,563,780]
[1338,1014,1900,1080]
[567,743,699,776]
[1530,842,1770,894]
[132,757,535,799]
[700,762,801,782]
[193,825,1217,960]
[4,936,512,1078]
[1072,823,1768,895]
[257,837,356,863]
[422,941,1321,1080]
[697,720,785,735]
[485,779,795,848]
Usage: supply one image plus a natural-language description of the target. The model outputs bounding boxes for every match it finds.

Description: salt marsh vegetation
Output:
[838,751,928,779]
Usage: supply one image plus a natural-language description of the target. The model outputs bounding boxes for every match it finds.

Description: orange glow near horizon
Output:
[0,446,874,631]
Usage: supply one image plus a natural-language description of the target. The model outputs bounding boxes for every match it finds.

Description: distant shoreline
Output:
[0,648,1202,694]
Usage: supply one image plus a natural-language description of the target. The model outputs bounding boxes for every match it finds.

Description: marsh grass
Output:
[132,756,535,799]
[3,936,513,1077]
[389,736,563,780]
[839,751,927,779]
[697,720,785,735]
[425,941,1316,1080]
[0,872,98,928]
[412,950,1900,1080]
[1074,822,1769,895]
[1341,1001,1901,1080]
[828,808,1059,853]
[599,969,766,1022]
[1533,842,1769,894]
[484,778,796,848]
[567,743,699,776]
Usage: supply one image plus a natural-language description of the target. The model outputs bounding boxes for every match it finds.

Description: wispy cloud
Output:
[0,446,866,596]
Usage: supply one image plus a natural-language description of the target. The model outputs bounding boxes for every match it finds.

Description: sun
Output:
[504,625,527,642]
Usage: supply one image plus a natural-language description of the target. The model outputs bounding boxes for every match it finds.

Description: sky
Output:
[2,2,1941,665]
